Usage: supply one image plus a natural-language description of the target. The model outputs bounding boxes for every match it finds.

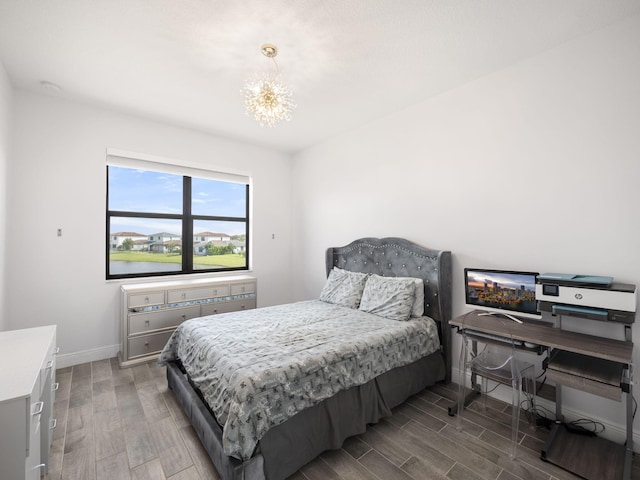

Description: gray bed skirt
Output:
[166,350,445,480]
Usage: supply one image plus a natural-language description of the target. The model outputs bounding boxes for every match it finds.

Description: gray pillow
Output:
[359,274,416,321]
[395,276,425,317]
[319,267,369,308]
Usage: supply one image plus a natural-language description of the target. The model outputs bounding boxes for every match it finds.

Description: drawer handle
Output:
[181,314,186,320]
[32,402,44,416]
[50,418,57,430]
[54,346,60,355]
[144,296,149,303]
[34,464,47,471]
[182,292,186,299]
[241,286,246,292]
[53,382,59,391]
[144,341,150,348]
[46,360,54,369]
[213,309,218,314]
[145,320,150,327]
[241,305,246,309]
[213,289,217,295]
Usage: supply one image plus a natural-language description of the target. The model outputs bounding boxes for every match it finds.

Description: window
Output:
[106,155,250,280]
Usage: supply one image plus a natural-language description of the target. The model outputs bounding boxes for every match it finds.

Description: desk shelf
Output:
[450,309,634,480]
[547,350,626,401]
[542,424,627,480]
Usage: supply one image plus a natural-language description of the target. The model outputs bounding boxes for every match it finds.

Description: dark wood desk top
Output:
[449,310,633,365]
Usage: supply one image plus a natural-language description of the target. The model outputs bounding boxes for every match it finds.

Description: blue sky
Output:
[109,166,247,236]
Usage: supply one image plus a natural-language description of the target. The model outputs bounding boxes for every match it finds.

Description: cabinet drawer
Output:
[167,285,230,303]
[27,376,42,466]
[128,331,174,358]
[38,339,56,398]
[39,356,55,398]
[201,298,256,316]
[231,282,256,296]
[27,398,42,480]
[128,291,165,308]
[128,305,201,335]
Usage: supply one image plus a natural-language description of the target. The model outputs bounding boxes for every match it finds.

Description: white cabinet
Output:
[119,275,257,367]
[0,325,57,480]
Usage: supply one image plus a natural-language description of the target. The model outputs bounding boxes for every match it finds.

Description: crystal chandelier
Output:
[244,44,296,127]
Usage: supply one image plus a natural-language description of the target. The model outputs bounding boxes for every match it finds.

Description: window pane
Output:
[193,220,247,270]
[191,177,246,217]
[108,166,183,214]
[109,217,182,276]
[107,162,250,279]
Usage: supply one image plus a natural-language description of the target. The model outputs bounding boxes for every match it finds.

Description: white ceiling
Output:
[1,1,639,154]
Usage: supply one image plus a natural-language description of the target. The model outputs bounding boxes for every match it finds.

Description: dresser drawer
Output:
[39,356,55,399]
[231,282,256,296]
[27,394,43,480]
[167,285,230,303]
[201,298,256,316]
[128,305,201,335]
[120,277,255,368]
[128,291,165,308]
[38,340,56,398]
[128,331,174,358]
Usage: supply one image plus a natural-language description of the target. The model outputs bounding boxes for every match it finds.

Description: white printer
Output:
[535,273,636,323]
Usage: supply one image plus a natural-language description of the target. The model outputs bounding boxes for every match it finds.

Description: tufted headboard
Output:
[326,237,452,382]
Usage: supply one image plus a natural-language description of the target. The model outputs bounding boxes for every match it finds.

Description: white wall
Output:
[292,16,640,442]
[7,92,293,363]
[0,62,12,332]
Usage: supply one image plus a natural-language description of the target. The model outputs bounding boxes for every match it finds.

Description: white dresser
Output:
[119,275,257,367]
[0,325,57,480]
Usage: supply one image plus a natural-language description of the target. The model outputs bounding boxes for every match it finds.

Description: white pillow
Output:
[358,274,416,321]
[319,267,369,309]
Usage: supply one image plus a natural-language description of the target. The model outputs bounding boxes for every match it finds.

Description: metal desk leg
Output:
[541,373,564,461]
[623,368,633,480]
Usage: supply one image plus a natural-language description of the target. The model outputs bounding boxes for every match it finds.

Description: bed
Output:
[158,237,452,480]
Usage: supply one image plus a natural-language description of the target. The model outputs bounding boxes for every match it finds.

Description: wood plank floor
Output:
[45,358,639,480]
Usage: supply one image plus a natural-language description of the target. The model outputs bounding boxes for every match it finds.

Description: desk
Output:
[449,310,633,480]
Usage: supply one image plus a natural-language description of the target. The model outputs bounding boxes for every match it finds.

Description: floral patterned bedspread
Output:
[157,300,440,460]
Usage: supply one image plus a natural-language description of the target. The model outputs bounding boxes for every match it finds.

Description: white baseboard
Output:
[453,367,638,453]
[57,344,120,369]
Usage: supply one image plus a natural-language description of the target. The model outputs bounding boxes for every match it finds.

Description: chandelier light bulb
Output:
[243,44,296,127]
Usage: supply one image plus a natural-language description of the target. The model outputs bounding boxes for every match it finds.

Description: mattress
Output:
[158,299,441,460]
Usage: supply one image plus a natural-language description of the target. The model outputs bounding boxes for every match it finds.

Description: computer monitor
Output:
[464,268,541,320]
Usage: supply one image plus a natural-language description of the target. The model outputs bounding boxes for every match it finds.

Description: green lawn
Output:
[110,251,245,267]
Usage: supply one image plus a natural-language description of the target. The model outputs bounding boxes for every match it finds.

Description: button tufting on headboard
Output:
[324,237,453,384]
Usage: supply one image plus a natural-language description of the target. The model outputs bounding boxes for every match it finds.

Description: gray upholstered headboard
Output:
[325,237,452,382]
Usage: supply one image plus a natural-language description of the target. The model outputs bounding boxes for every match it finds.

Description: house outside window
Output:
[106,152,250,279]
